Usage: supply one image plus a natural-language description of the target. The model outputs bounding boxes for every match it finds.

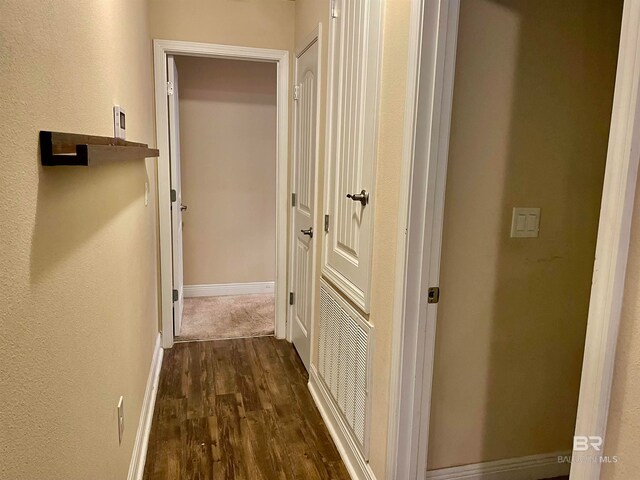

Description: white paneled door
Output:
[323,0,383,313]
[168,55,185,336]
[291,38,319,371]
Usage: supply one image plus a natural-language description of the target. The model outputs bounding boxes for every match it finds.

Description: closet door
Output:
[323,0,383,312]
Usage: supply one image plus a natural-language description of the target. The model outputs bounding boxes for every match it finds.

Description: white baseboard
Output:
[184,281,275,298]
[127,333,164,480]
[426,451,571,480]
[308,367,378,480]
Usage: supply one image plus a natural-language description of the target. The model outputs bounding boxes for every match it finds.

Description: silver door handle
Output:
[180,204,188,211]
[300,227,313,238]
[346,189,369,206]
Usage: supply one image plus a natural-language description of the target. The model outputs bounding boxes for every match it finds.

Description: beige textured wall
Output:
[428,0,622,469]
[148,0,295,51]
[602,173,640,478]
[176,56,277,285]
[295,0,329,48]
[0,1,159,479]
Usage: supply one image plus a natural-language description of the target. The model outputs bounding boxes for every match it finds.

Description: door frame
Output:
[287,25,323,359]
[153,39,289,349]
[387,1,640,479]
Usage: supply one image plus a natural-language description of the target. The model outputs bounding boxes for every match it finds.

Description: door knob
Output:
[346,189,369,206]
[300,227,313,238]
[180,204,188,211]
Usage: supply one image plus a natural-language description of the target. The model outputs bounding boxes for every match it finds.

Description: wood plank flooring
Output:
[143,336,351,480]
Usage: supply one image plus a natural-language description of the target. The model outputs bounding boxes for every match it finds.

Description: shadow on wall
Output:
[429,0,622,469]
[30,153,150,281]
[481,0,622,462]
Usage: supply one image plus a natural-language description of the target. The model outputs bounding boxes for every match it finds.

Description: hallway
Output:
[143,337,350,479]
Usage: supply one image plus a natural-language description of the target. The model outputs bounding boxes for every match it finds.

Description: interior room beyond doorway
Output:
[175,56,278,342]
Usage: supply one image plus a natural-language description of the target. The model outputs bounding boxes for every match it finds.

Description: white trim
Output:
[296,23,322,58]
[184,281,275,298]
[425,452,571,480]
[387,1,460,478]
[386,0,429,476]
[153,40,289,348]
[288,23,323,357]
[127,334,164,480]
[571,1,640,477]
[308,368,378,480]
[388,1,640,479]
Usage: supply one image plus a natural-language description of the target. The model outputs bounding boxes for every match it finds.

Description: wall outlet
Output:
[113,105,126,140]
[117,396,125,445]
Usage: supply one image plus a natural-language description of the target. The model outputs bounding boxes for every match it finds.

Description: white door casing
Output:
[167,55,185,337]
[291,35,320,371]
[323,0,383,313]
[154,40,289,349]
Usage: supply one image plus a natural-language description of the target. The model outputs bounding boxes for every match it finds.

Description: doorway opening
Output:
[154,41,289,349]
[427,0,623,476]
[173,55,278,342]
[388,1,638,479]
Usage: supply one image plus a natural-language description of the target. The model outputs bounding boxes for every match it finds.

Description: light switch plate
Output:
[510,207,540,238]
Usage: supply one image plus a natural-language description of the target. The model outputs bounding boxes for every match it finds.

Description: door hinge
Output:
[292,193,297,207]
[172,289,179,302]
[289,292,295,305]
[427,287,440,304]
[324,214,330,233]
[331,0,339,18]
[293,85,300,101]
[170,189,177,202]
[167,81,174,96]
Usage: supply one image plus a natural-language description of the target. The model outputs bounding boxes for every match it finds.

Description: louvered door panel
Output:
[323,0,382,313]
[318,279,373,457]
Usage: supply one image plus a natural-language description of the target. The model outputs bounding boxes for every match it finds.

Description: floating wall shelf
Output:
[40,131,159,166]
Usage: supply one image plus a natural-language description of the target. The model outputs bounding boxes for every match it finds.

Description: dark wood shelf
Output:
[40,131,159,166]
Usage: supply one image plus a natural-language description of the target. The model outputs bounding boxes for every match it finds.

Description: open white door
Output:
[291,38,319,371]
[168,55,185,336]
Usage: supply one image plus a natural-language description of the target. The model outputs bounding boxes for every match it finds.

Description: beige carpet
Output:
[178,294,275,341]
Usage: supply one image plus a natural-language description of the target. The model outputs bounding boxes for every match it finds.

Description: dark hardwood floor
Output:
[143,336,351,480]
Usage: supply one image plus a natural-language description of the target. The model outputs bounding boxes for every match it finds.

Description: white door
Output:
[323,0,383,313]
[291,39,319,371]
[168,55,185,336]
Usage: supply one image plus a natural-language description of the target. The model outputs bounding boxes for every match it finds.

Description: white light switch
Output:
[510,207,540,238]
